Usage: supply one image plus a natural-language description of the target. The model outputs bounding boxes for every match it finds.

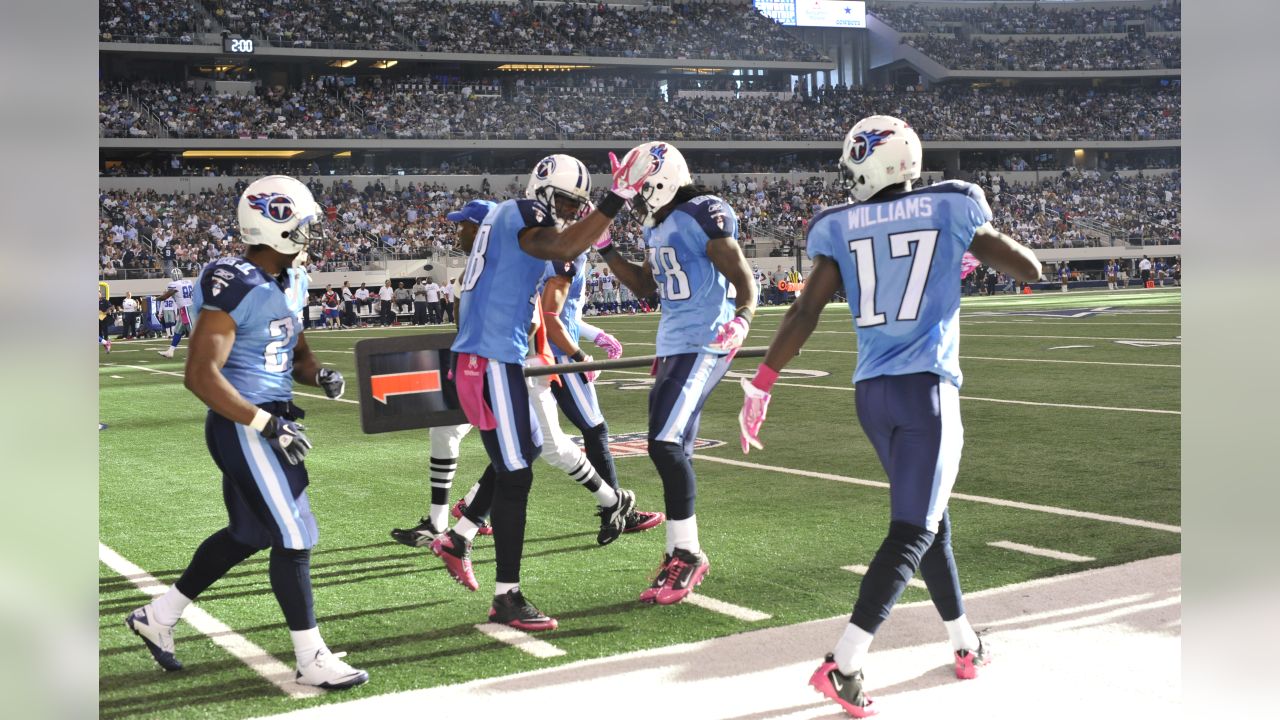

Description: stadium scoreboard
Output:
[755,0,866,28]
[222,36,254,54]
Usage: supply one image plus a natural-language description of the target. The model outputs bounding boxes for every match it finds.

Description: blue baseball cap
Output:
[446,199,497,224]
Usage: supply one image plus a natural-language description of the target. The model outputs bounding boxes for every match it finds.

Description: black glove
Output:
[317,368,345,400]
[261,416,312,465]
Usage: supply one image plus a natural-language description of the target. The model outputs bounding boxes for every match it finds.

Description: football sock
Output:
[148,586,191,627]
[918,510,966,622]
[851,521,935,635]
[648,440,696,522]
[667,515,700,555]
[429,455,457,529]
[494,582,519,597]
[463,481,481,506]
[945,615,980,652]
[491,467,533,584]
[269,547,316,631]
[290,626,327,667]
[567,455,618,508]
[833,621,876,676]
[453,517,480,542]
[579,422,619,490]
[173,528,258,600]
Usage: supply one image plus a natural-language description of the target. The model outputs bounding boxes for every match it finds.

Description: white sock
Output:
[494,581,519,597]
[148,586,191,627]
[593,481,618,509]
[290,626,327,667]
[667,515,699,555]
[463,483,481,506]
[945,615,980,652]
[453,517,480,542]
[833,622,875,675]
[429,503,450,531]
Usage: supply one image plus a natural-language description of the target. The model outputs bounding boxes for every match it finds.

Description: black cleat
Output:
[489,589,558,631]
[596,488,637,546]
[390,517,443,548]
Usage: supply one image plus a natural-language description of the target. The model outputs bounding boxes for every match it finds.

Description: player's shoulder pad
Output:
[917,180,993,224]
[199,257,268,313]
[679,194,737,238]
[513,198,555,229]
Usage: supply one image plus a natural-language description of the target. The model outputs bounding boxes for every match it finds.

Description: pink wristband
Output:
[751,364,779,392]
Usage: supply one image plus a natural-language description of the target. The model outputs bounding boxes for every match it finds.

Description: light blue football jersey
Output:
[539,251,587,357]
[646,195,737,356]
[285,267,310,321]
[453,198,555,364]
[191,257,300,404]
[806,180,993,387]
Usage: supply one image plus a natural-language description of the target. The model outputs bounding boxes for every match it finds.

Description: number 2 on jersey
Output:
[651,246,691,300]
[461,224,491,292]
[264,318,294,372]
[847,230,939,327]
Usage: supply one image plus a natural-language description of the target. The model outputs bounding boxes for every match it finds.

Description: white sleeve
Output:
[578,320,602,342]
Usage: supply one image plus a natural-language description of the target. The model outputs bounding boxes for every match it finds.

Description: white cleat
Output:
[125,606,183,671]
[157,347,175,358]
[295,648,369,690]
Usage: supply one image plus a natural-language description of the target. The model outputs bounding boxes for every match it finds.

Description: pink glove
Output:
[593,331,623,360]
[960,252,981,280]
[710,316,750,355]
[739,365,777,454]
[608,150,652,201]
[593,227,613,251]
[577,353,599,383]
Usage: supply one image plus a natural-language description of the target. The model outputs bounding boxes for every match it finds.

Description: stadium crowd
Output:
[100,79,1180,142]
[104,0,824,61]
[905,34,1180,70]
[870,0,1182,34]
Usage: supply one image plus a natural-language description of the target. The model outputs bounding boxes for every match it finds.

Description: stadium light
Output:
[328,59,358,68]
[496,63,591,71]
[372,60,398,69]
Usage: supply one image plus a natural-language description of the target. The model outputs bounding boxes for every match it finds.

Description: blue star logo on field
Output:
[572,431,724,458]
[534,156,556,179]
[246,193,296,223]
[848,129,895,164]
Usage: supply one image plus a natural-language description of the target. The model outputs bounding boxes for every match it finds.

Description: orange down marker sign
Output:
[370,370,442,404]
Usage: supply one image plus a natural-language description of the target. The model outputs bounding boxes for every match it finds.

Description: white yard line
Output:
[102,364,358,405]
[761,380,1181,415]
[842,565,928,589]
[694,455,1181,534]
[813,331,1182,342]
[683,593,772,622]
[110,375,124,379]
[473,623,566,659]
[987,540,1096,562]
[99,542,321,699]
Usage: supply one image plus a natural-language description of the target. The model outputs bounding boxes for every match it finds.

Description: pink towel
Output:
[453,353,496,431]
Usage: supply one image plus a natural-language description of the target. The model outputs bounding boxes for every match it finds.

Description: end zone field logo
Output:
[572,431,724,458]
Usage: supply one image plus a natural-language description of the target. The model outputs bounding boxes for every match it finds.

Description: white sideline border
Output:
[474,623,566,659]
[101,363,359,405]
[684,593,772,622]
[99,543,321,699]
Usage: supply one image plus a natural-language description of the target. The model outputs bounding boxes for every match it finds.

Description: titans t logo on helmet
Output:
[247,193,296,223]
[848,130,895,164]
[534,157,557,179]
[648,143,668,171]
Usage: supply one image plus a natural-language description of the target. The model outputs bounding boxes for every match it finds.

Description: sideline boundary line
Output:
[99,542,320,699]
[694,455,1181,534]
[101,364,359,405]
[473,623,566,659]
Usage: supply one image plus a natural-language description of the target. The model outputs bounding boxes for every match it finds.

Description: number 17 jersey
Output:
[806,180,992,388]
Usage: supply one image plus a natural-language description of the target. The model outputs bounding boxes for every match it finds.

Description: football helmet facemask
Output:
[526,154,592,230]
[839,115,922,203]
[236,175,323,256]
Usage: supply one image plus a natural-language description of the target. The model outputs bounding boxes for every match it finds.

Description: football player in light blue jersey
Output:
[739,116,1041,717]
[125,176,366,690]
[595,141,758,606]
[439,154,644,631]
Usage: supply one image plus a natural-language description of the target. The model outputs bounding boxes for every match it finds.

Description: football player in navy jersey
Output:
[593,141,758,606]
[437,155,643,631]
[124,176,366,690]
[739,116,1041,717]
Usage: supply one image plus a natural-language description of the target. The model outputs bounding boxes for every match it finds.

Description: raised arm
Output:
[969,223,1041,282]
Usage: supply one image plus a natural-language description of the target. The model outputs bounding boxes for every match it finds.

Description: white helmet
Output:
[839,115,922,202]
[170,267,184,281]
[525,154,591,229]
[615,141,692,228]
[236,175,323,255]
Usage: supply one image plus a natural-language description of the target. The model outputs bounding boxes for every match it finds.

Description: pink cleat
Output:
[809,654,877,718]
[954,640,990,680]
[430,530,478,591]
[623,509,665,534]
[652,548,709,606]
[451,498,492,535]
[638,553,672,604]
